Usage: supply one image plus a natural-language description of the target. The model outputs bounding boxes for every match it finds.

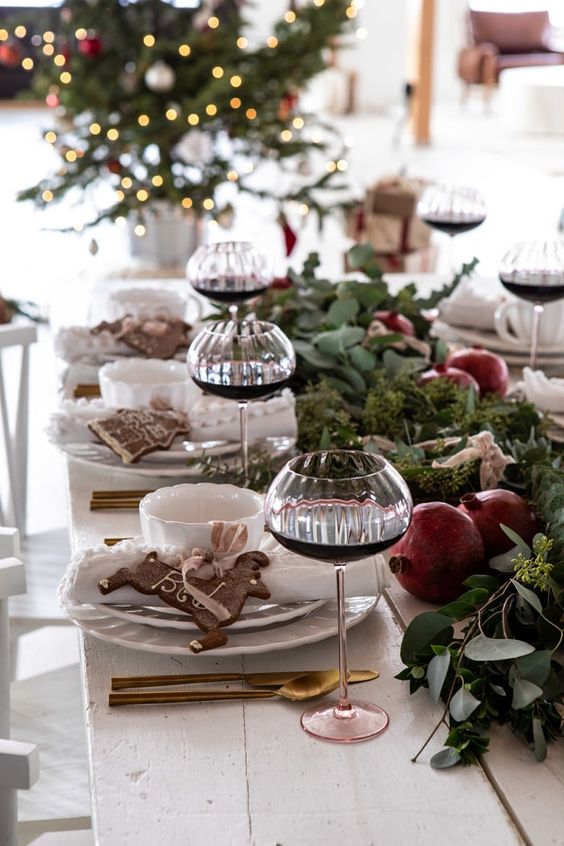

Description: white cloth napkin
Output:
[521,367,564,413]
[47,390,297,449]
[438,277,504,331]
[58,535,389,609]
[54,326,134,364]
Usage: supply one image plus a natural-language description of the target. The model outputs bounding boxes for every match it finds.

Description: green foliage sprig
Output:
[398,463,564,768]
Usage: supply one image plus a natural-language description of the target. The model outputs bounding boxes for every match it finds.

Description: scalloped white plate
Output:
[61,595,378,656]
[93,597,326,632]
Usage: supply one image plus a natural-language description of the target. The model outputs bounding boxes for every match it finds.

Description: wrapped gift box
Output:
[346,175,432,257]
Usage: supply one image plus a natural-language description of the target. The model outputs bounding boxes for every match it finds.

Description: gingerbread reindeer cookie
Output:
[98,549,270,652]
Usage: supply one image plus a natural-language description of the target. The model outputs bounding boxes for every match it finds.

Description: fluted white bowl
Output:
[107,287,187,321]
[139,483,264,551]
[99,358,199,412]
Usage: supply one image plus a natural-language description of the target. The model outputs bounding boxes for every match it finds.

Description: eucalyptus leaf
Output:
[510,579,543,614]
[430,747,461,769]
[489,547,520,574]
[327,297,359,327]
[437,600,476,620]
[514,650,552,686]
[464,635,535,662]
[292,340,335,369]
[427,650,451,704]
[316,326,365,356]
[511,677,543,709]
[349,344,376,372]
[500,524,532,556]
[347,242,375,270]
[491,684,507,697]
[533,718,547,762]
[450,686,481,721]
[463,575,501,593]
[400,612,455,665]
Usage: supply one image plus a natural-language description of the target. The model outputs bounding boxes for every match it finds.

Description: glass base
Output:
[300,699,389,743]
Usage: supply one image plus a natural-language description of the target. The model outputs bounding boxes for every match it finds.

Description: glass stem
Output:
[238,400,249,480]
[229,304,238,321]
[530,302,544,369]
[334,562,353,718]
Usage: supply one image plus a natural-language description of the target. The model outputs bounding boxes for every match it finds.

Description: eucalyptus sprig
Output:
[397,461,564,768]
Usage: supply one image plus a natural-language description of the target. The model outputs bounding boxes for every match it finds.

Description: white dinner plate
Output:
[61,595,378,656]
[93,597,327,632]
[57,435,295,476]
[432,320,564,363]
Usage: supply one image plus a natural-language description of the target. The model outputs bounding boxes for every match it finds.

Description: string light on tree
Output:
[16,0,353,231]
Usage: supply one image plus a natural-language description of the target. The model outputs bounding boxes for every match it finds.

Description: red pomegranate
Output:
[389,502,485,603]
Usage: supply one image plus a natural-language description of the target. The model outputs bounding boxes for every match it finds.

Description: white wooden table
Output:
[65,458,564,846]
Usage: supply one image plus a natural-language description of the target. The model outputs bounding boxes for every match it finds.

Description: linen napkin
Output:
[58,535,389,610]
[521,367,564,413]
[438,277,504,332]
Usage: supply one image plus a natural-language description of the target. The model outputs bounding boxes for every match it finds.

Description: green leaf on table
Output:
[316,326,365,356]
[450,686,481,721]
[355,282,387,309]
[463,575,502,593]
[438,589,489,620]
[490,684,507,697]
[430,747,461,769]
[511,677,543,709]
[500,524,532,557]
[515,650,552,686]
[533,718,547,762]
[292,340,335,369]
[510,579,543,614]
[400,612,454,665]
[334,365,366,392]
[347,242,376,270]
[464,635,535,662]
[348,344,376,372]
[327,297,359,327]
[427,649,451,704]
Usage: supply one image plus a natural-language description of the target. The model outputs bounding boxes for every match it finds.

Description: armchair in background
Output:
[458,9,564,101]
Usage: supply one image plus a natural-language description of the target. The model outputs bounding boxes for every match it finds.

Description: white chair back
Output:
[0,529,39,846]
[0,323,37,537]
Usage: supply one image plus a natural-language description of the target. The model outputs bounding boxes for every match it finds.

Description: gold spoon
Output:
[108,669,376,707]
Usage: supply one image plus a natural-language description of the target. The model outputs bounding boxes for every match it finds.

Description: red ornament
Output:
[271,277,293,290]
[46,93,60,108]
[0,42,22,68]
[106,159,123,175]
[279,215,297,256]
[78,36,103,56]
[278,90,299,121]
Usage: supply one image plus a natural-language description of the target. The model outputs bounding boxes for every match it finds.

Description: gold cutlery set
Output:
[109,669,379,707]
[90,489,153,511]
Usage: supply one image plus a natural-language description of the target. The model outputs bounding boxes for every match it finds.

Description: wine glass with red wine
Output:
[417,184,487,274]
[264,450,413,743]
[187,319,296,478]
[499,240,564,368]
[187,241,272,320]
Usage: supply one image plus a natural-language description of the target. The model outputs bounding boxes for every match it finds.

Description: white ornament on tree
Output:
[144,60,176,93]
[173,130,212,166]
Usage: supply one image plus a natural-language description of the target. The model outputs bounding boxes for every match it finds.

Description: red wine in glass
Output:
[419,216,486,237]
[192,376,291,401]
[498,241,564,368]
[264,450,413,743]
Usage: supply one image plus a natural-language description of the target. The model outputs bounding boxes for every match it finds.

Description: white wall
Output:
[249,0,467,111]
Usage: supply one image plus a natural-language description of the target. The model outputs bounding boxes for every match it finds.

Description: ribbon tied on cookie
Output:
[97,521,270,652]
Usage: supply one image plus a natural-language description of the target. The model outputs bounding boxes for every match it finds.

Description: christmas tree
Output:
[10,0,355,231]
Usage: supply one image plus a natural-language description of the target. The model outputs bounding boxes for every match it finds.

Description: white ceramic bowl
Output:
[99,358,200,412]
[139,483,265,551]
[108,287,188,321]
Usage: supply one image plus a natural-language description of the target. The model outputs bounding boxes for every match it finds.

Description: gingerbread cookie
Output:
[90,317,128,336]
[119,318,190,360]
[88,408,188,463]
[98,549,270,652]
